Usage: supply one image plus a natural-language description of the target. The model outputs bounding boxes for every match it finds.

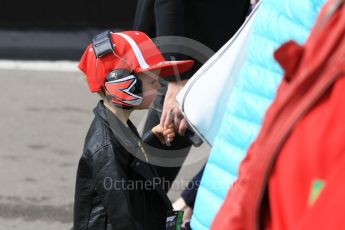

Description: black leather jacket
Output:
[73,101,172,230]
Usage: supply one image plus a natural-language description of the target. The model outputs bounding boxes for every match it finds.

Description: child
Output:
[73,31,194,230]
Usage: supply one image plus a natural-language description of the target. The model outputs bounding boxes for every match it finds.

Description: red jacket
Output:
[211,0,345,229]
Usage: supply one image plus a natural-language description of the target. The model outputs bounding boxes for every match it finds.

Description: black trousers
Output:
[181,166,205,208]
[133,0,156,37]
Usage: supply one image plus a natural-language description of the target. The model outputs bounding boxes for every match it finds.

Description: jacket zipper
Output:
[138,141,149,162]
[254,71,344,229]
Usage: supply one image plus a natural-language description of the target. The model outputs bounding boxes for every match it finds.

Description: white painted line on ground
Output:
[0,60,79,72]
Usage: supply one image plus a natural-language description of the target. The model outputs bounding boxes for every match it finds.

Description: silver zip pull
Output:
[138,141,149,162]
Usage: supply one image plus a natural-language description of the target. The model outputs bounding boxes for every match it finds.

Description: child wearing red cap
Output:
[73,31,194,230]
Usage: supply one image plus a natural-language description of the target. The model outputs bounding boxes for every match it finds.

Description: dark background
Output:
[0,0,137,29]
[0,0,137,60]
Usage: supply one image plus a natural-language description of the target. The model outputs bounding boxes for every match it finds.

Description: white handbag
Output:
[176,3,259,146]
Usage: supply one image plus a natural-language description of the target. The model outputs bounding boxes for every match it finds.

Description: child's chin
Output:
[137,99,154,110]
[135,102,151,110]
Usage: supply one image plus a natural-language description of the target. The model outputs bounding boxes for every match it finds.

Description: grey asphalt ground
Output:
[0,63,209,230]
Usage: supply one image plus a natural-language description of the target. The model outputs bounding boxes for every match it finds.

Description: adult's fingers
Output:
[178,118,188,136]
[160,105,168,127]
[173,113,181,131]
[164,110,174,130]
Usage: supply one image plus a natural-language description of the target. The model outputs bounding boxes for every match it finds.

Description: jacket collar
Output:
[94,100,139,134]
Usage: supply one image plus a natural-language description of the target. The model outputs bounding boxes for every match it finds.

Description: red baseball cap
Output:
[79,31,194,92]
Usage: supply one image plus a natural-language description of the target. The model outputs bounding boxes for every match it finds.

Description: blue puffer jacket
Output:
[191,0,325,229]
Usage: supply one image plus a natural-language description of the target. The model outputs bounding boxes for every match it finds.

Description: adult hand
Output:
[160,80,188,136]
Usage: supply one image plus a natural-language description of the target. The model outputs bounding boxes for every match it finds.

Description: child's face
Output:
[136,70,160,109]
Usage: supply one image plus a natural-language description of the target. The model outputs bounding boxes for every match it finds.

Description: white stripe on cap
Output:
[114,32,150,70]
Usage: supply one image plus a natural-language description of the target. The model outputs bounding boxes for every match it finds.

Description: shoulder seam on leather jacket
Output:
[95,142,112,153]
[102,121,109,146]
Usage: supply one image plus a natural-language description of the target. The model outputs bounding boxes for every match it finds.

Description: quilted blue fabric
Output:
[191,0,325,229]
